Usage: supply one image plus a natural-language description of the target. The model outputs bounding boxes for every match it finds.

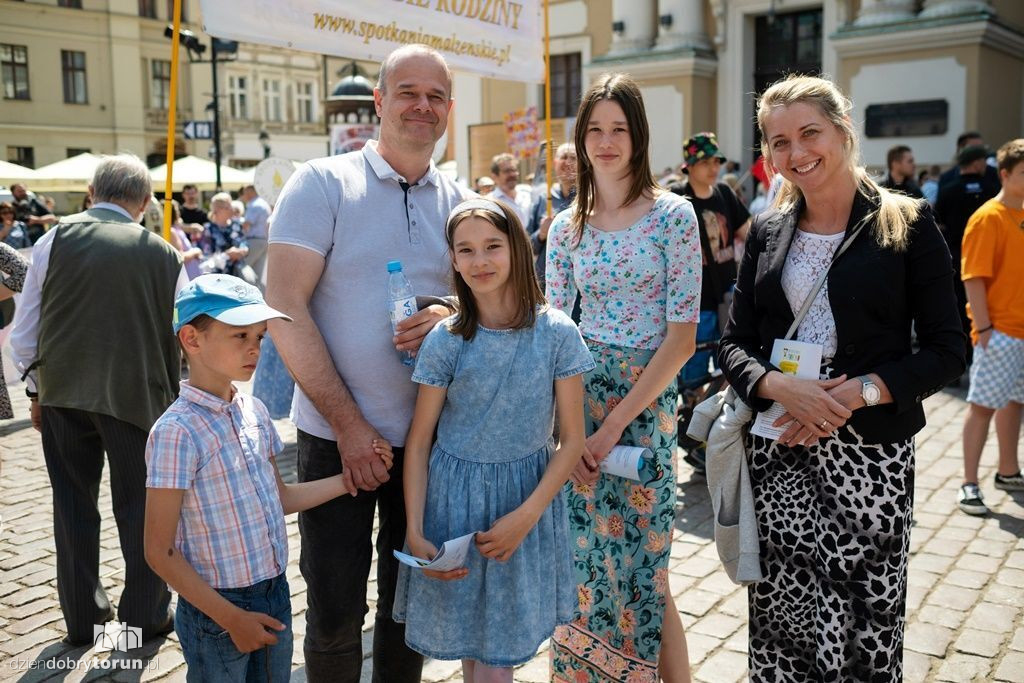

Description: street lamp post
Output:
[259,129,271,159]
[210,39,222,190]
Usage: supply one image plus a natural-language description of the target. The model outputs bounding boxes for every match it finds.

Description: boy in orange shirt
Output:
[958,139,1024,515]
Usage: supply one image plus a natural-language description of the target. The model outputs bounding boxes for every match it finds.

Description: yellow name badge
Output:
[778,347,801,376]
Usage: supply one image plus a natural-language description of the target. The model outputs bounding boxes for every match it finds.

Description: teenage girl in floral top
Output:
[547,73,702,683]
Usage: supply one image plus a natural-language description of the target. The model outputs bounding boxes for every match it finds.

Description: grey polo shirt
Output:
[270,140,469,446]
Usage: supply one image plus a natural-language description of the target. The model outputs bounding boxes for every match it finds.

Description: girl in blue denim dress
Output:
[393,198,594,681]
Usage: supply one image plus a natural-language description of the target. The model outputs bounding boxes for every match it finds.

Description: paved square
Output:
[2,388,1022,682]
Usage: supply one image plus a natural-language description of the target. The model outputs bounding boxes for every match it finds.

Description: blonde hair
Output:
[757,75,918,251]
[209,192,232,210]
[207,192,233,223]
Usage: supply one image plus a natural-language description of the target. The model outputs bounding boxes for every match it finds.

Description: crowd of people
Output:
[3,40,1023,683]
[1,183,57,248]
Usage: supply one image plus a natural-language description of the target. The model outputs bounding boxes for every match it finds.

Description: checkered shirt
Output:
[146,381,287,589]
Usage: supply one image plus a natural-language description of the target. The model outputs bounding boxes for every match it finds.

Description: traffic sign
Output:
[183,120,213,140]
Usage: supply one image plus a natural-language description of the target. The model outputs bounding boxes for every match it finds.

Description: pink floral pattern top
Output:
[545,192,702,351]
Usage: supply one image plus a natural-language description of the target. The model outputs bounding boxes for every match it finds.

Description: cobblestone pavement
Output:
[2,387,1023,682]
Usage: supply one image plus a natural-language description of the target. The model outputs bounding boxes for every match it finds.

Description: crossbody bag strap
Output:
[783,213,872,341]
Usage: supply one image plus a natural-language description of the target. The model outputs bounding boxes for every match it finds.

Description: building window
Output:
[7,146,34,169]
[753,9,822,161]
[755,10,822,74]
[67,147,91,157]
[228,75,248,119]
[61,50,88,104]
[150,59,171,109]
[58,0,83,7]
[166,0,186,21]
[295,82,315,123]
[138,0,156,18]
[1,44,30,100]
[865,100,949,138]
[262,78,282,122]
[541,52,581,119]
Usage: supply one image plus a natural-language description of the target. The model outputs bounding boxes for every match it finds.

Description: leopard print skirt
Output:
[746,426,914,682]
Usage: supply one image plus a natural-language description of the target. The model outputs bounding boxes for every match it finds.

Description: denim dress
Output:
[393,307,595,667]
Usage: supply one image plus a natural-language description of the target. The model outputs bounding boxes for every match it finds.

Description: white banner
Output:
[198,0,544,82]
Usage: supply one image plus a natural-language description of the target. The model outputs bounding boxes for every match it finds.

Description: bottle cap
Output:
[387,260,402,273]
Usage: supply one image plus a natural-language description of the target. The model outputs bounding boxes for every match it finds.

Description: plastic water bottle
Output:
[387,260,416,367]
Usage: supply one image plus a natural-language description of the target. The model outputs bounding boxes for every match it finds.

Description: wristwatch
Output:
[859,376,881,407]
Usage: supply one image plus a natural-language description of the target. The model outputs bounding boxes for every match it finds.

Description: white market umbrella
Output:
[0,160,38,186]
[30,152,104,191]
[149,155,254,192]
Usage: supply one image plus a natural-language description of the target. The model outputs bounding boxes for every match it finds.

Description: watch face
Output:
[864,384,881,404]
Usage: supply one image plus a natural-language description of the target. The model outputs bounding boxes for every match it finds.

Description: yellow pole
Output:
[543,0,554,216]
[162,0,183,243]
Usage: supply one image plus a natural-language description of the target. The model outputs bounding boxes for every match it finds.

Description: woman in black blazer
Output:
[718,75,965,681]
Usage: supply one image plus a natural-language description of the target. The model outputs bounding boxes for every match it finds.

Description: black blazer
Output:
[718,190,967,444]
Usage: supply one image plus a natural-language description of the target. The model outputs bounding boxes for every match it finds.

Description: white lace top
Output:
[781,230,846,360]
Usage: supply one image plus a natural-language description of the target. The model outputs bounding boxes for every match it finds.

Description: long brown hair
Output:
[444,199,545,341]
[570,73,658,247]
[757,74,917,250]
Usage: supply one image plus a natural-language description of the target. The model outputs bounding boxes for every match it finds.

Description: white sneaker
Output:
[958,483,989,516]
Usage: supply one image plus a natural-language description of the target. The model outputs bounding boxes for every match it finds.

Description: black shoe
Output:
[995,471,1024,491]
[61,634,94,647]
[142,611,175,642]
[683,445,706,475]
[62,608,115,648]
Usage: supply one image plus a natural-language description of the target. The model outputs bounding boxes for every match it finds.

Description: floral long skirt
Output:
[550,340,678,683]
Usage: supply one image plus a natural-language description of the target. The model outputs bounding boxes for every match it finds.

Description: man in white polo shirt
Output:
[266,45,468,683]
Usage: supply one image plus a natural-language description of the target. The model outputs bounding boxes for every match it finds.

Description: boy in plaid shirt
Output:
[144,275,391,681]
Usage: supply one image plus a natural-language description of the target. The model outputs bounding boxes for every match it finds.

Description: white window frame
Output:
[262,78,282,122]
[228,74,249,120]
[295,81,316,123]
[150,58,171,110]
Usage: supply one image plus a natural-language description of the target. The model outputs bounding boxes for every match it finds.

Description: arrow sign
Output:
[183,120,213,140]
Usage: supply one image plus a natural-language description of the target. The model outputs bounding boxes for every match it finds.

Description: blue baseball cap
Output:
[173,274,292,333]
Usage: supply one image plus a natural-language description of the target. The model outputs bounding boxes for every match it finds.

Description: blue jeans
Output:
[176,573,293,683]
[679,310,720,386]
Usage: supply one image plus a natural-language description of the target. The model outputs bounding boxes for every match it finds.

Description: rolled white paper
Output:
[599,446,651,481]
